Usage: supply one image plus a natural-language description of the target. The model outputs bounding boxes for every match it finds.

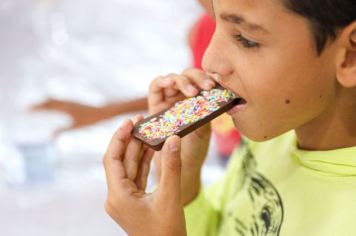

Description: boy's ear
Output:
[336,21,356,88]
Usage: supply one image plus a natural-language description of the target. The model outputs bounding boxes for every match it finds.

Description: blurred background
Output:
[0,0,232,235]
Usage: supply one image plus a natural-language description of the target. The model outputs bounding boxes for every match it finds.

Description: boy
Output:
[103,0,356,235]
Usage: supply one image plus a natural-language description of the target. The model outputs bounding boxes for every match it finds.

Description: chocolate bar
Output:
[133,86,240,151]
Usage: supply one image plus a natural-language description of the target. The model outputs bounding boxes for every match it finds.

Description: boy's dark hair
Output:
[284,0,356,54]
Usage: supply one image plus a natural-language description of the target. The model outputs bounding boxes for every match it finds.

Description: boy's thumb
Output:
[158,135,182,200]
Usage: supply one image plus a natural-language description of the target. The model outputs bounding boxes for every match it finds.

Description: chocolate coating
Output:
[133,86,239,150]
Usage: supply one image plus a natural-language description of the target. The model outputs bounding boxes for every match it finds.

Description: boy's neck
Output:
[295,88,356,151]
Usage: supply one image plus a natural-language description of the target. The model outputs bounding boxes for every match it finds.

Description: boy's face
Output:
[203,0,340,141]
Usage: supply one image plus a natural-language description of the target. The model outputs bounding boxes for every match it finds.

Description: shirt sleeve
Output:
[184,144,249,236]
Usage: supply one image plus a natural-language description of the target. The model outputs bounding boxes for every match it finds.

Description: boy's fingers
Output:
[149,76,175,107]
[106,119,133,161]
[157,135,182,201]
[123,115,145,180]
[182,68,215,91]
[103,119,133,186]
[135,148,154,191]
[153,151,162,182]
[169,73,199,97]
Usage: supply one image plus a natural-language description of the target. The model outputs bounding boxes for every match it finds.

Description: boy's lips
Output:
[227,97,247,115]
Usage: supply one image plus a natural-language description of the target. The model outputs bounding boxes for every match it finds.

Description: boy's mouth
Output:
[228,96,247,115]
[236,97,247,105]
[214,82,247,115]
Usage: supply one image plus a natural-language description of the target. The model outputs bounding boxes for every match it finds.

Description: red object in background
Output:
[190,13,241,159]
[190,13,216,69]
[211,111,241,159]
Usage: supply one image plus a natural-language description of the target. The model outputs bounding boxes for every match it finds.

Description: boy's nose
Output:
[202,32,233,78]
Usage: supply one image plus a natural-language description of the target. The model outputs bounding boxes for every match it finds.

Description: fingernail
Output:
[162,76,172,85]
[133,114,141,124]
[119,119,130,129]
[204,80,215,89]
[210,73,221,82]
[187,85,198,95]
[204,73,212,79]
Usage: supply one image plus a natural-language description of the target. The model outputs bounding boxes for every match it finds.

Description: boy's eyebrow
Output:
[220,13,269,34]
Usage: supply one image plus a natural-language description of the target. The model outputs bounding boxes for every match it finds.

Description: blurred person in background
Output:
[32,0,212,131]
[33,0,241,159]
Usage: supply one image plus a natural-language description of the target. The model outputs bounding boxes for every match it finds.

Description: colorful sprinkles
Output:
[138,88,235,141]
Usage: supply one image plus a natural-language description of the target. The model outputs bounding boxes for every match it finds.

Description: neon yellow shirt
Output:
[184,132,356,236]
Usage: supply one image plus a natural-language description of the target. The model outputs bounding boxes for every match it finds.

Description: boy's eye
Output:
[233,34,259,48]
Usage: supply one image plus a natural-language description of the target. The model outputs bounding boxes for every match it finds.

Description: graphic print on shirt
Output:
[222,148,284,236]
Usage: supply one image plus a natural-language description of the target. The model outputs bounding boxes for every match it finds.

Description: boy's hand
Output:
[103,116,186,236]
[148,68,216,205]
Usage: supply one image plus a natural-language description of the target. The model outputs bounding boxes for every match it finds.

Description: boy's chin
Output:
[231,117,283,141]
[237,127,284,142]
